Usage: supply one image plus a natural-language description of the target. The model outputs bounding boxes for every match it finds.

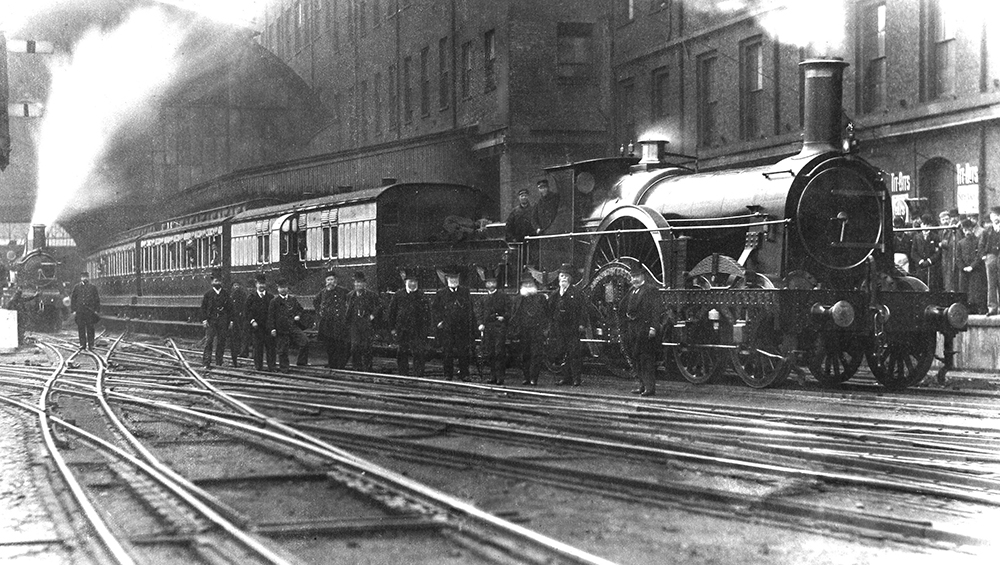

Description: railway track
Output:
[3,332,996,564]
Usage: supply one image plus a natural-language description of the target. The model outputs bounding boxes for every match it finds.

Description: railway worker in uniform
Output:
[268,278,310,372]
[313,270,349,369]
[548,264,586,386]
[476,273,510,384]
[532,179,560,234]
[70,271,100,351]
[505,187,538,243]
[978,206,1000,315]
[620,265,662,397]
[228,279,249,365]
[245,274,276,372]
[910,214,942,290]
[433,270,476,381]
[345,272,380,371]
[387,273,429,377]
[957,219,986,314]
[508,274,548,385]
[200,274,233,370]
[937,209,960,292]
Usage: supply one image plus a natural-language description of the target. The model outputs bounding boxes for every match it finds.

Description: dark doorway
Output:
[919,157,955,217]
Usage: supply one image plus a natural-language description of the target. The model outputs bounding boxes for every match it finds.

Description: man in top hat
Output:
[345,271,381,371]
[620,265,662,397]
[70,271,100,350]
[476,273,510,384]
[314,270,349,369]
[387,273,430,376]
[432,269,476,380]
[548,263,586,386]
[245,274,276,371]
[268,278,310,372]
[200,273,233,370]
[508,273,548,385]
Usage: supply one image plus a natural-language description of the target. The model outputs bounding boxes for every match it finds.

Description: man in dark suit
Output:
[620,265,662,397]
[200,274,232,369]
[244,274,276,371]
[979,207,1000,315]
[345,272,380,371]
[229,279,250,363]
[508,274,548,385]
[476,274,510,384]
[910,214,941,289]
[548,263,586,386]
[70,271,100,350]
[433,270,476,380]
[268,278,309,372]
[313,270,349,369]
[387,273,429,376]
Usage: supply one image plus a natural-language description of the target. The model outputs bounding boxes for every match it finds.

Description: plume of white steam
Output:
[32,7,184,225]
[757,0,846,53]
[0,0,65,33]
[153,0,270,27]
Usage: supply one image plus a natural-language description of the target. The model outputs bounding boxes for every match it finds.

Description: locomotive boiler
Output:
[540,59,967,390]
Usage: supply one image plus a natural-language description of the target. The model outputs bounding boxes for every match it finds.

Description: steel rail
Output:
[32,341,136,565]
[117,344,622,565]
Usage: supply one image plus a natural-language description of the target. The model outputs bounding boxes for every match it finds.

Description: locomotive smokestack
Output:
[31,224,47,251]
[799,58,849,155]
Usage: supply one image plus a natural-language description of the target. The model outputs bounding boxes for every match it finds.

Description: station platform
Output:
[948,315,1000,372]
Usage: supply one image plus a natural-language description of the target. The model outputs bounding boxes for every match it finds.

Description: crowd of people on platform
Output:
[893,206,1000,315]
[192,262,662,398]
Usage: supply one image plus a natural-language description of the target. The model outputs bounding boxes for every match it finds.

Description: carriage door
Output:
[271,213,303,281]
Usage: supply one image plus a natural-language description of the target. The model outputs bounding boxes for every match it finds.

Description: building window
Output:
[388,64,398,129]
[359,79,368,141]
[420,46,430,116]
[439,37,449,110]
[651,66,670,118]
[557,22,593,80]
[403,56,413,123]
[484,29,496,92]
[739,38,763,140]
[930,0,956,98]
[461,41,473,98]
[697,53,718,147]
[860,2,886,113]
[374,72,382,134]
[617,79,636,144]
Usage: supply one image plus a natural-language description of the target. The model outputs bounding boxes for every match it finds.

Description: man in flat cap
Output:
[508,274,548,385]
[433,269,475,380]
[548,263,586,386]
[476,273,510,384]
[388,273,430,377]
[505,186,539,243]
[620,265,663,397]
[245,273,276,371]
[268,278,309,372]
[70,271,100,350]
[314,270,349,369]
[346,271,381,371]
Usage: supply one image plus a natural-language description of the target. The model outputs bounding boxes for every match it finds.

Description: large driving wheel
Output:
[729,311,791,388]
[808,333,864,387]
[864,332,936,391]
[586,260,637,377]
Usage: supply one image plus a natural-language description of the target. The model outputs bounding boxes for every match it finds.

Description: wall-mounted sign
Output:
[956,163,979,215]
[888,171,912,219]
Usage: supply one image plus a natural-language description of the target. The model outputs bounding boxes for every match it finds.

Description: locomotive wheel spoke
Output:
[674,345,721,385]
[864,333,935,391]
[808,334,863,387]
[730,311,790,389]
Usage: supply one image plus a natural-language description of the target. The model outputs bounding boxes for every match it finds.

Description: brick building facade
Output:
[258,0,610,219]
[611,0,1000,222]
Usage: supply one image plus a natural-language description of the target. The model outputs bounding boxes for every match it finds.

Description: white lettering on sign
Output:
[956,163,979,186]
[889,171,911,194]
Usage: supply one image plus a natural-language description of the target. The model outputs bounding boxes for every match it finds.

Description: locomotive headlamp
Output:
[925,303,969,330]
[811,300,855,328]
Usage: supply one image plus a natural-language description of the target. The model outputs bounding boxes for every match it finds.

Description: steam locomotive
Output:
[86,59,967,390]
[4,224,82,332]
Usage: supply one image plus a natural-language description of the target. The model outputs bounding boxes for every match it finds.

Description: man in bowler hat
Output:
[509,274,548,385]
[433,269,475,380]
[314,270,349,369]
[70,271,100,350]
[346,272,380,371]
[200,274,232,369]
[476,273,510,384]
[620,265,662,397]
[245,274,276,371]
[268,278,309,372]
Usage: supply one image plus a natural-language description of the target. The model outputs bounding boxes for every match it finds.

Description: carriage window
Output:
[258,234,269,263]
[323,225,338,258]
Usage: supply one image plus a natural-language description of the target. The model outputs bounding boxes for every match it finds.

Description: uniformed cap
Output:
[276,278,289,287]
[254,273,267,283]
[961,219,976,229]
[520,273,538,285]
[556,263,575,277]
[536,179,549,187]
[442,267,460,279]
[517,187,530,196]
[484,273,498,283]
[404,272,418,282]
[353,271,366,282]
[325,270,338,279]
